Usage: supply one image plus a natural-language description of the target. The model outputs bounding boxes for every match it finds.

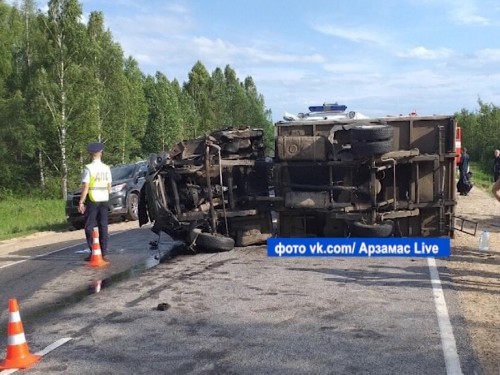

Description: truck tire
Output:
[351,124,393,142]
[351,139,393,157]
[195,232,235,252]
[350,221,394,237]
[126,193,139,221]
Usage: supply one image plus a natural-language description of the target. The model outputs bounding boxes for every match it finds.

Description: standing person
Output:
[78,143,112,260]
[458,147,470,177]
[493,150,500,182]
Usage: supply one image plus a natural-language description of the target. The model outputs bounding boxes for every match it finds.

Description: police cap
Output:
[87,142,105,153]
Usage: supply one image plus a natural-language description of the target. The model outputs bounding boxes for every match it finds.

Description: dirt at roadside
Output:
[449,185,500,375]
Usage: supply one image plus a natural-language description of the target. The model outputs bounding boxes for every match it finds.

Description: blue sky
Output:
[13,0,500,121]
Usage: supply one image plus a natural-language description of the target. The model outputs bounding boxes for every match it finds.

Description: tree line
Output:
[0,0,274,199]
[456,100,500,173]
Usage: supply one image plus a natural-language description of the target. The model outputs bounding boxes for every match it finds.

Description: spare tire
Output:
[351,125,393,142]
[195,232,235,252]
[351,139,393,157]
[350,221,394,238]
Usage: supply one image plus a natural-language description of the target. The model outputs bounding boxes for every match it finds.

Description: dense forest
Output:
[0,0,274,199]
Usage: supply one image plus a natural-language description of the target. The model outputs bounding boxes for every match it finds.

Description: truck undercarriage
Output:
[139,115,457,251]
[138,128,274,251]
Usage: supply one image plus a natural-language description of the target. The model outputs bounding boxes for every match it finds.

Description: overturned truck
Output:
[138,128,274,251]
[139,114,457,251]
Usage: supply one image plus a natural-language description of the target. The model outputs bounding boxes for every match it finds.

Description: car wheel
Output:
[351,124,393,142]
[126,193,139,221]
[350,221,394,237]
[195,232,235,252]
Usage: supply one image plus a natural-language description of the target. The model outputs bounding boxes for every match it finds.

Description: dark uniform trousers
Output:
[84,200,109,255]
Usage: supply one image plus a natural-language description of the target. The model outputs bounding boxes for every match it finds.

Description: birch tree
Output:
[36,0,87,199]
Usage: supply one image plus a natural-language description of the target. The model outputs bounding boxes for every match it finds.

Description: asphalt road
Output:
[0,228,482,374]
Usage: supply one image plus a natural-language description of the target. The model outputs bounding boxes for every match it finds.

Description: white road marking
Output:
[0,230,128,270]
[0,259,32,270]
[75,249,91,254]
[427,257,463,375]
[35,337,72,356]
[0,337,72,374]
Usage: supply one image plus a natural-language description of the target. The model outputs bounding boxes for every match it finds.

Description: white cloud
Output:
[249,50,325,64]
[193,37,325,65]
[313,24,391,45]
[242,67,309,85]
[476,48,500,61]
[116,34,192,65]
[323,62,381,74]
[450,1,490,26]
[110,13,194,37]
[81,0,146,12]
[80,13,88,25]
[115,34,325,78]
[397,46,453,60]
[165,3,189,14]
[418,0,491,26]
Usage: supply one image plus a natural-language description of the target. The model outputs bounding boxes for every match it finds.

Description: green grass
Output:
[469,161,495,191]
[0,197,68,241]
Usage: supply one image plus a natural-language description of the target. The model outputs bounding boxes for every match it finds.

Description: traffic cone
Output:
[0,298,41,369]
[88,227,109,268]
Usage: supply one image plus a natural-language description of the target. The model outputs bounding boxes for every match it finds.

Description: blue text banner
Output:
[267,237,451,257]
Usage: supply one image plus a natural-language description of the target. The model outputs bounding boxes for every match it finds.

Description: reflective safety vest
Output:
[85,161,111,202]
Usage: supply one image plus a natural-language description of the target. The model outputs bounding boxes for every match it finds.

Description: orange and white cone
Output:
[88,227,109,268]
[0,298,41,369]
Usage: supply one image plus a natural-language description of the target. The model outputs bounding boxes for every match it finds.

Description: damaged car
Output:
[138,128,274,252]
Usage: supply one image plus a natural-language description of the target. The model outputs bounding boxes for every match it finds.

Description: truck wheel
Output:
[351,124,393,142]
[350,221,394,237]
[126,193,139,221]
[351,139,393,157]
[195,232,235,252]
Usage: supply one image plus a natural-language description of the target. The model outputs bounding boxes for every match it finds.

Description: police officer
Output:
[78,142,112,260]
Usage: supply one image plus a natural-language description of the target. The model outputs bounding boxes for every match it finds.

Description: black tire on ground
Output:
[350,220,394,238]
[126,193,139,221]
[195,232,235,252]
[351,139,393,157]
[351,125,393,142]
